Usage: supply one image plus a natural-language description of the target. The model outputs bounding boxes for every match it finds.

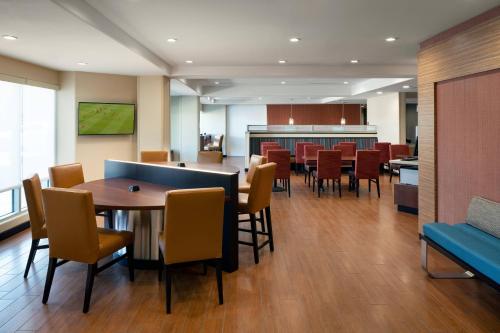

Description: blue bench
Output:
[420,197,500,290]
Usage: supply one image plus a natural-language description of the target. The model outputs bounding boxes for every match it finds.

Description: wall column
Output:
[367,92,406,144]
[137,76,171,160]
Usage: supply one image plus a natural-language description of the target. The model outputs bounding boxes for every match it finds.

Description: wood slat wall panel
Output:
[267,104,361,125]
[417,11,500,231]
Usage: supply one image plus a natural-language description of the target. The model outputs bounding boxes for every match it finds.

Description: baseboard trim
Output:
[0,221,30,242]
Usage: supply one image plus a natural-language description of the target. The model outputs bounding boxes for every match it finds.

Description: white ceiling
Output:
[0,0,497,103]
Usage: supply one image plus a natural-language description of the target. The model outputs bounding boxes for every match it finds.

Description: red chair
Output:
[294,142,314,174]
[312,150,342,198]
[339,142,356,154]
[389,144,410,182]
[303,145,324,187]
[349,150,381,197]
[267,149,291,197]
[333,144,355,169]
[374,142,391,171]
[261,142,280,157]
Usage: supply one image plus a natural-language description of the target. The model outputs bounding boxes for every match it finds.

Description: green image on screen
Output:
[78,103,135,135]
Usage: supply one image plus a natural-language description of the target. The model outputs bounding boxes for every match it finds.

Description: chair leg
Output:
[165,265,172,314]
[106,210,114,229]
[216,259,223,305]
[259,209,266,233]
[389,166,393,182]
[83,263,97,313]
[42,257,57,304]
[356,179,360,197]
[318,179,321,198]
[376,178,380,198]
[24,239,40,278]
[308,171,311,187]
[158,247,164,282]
[287,178,291,198]
[304,170,307,184]
[368,179,371,192]
[265,206,274,252]
[338,179,342,198]
[312,177,316,193]
[126,245,134,282]
[249,214,259,264]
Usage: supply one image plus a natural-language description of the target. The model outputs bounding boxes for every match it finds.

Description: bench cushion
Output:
[466,196,500,238]
[423,223,500,284]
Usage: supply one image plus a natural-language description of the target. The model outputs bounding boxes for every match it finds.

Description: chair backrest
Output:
[197,151,223,164]
[304,144,324,160]
[261,142,281,156]
[339,142,357,153]
[333,144,355,157]
[163,188,225,264]
[214,135,224,149]
[267,149,291,178]
[355,150,380,179]
[246,155,266,183]
[22,174,46,240]
[49,163,85,188]
[247,163,277,213]
[373,142,391,163]
[141,150,168,163]
[42,188,99,264]
[295,142,314,164]
[317,150,342,179]
[390,144,410,159]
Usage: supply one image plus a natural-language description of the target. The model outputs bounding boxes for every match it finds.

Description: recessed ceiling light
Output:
[214,81,220,85]
[402,85,410,89]
[281,81,286,85]
[76,62,87,66]
[385,37,398,42]
[185,60,193,64]
[376,91,383,95]
[350,59,359,64]
[343,81,349,84]
[278,59,287,64]
[2,35,18,40]
[167,38,177,43]
[289,37,301,43]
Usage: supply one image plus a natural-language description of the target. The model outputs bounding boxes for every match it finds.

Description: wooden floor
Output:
[0,157,498,332]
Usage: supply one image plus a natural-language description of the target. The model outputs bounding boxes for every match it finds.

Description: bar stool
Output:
[157,188,225,314]
[41,188,134,313]
[197,151,223,163]
[238,163,276,264]
[141,150,169,163]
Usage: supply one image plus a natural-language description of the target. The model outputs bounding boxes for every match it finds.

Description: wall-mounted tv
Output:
[78,102,135,135]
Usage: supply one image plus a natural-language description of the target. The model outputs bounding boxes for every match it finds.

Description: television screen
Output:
[78,102,135,135]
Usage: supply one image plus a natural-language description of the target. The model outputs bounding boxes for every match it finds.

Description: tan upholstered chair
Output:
[141,150,169,163]
[239,155,265,194]
[41,188,134,313]
[49,163,85,188]
[238,163,276,264]
[22,174,49,278]
[158,188,225,313]
[197,151,223,164]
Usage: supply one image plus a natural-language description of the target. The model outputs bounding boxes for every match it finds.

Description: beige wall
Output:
[74,72,137,181]
[0,54,59,88]
[367,92,404,144]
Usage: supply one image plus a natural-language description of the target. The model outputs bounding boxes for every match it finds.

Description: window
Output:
[0,80,55,222]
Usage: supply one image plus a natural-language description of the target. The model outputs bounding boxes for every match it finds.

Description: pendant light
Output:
[289,103,294,125]
[340,102,346,125]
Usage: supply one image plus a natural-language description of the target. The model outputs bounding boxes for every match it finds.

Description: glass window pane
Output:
[22,85,55,180]
[0,81,22,191]
[0,190,13,217]
[21,187,27,210]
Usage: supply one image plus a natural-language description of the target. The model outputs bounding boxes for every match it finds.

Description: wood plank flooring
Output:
[0,157,498,332]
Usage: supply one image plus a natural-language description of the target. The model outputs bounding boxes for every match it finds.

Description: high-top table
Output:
[74,160,240,272]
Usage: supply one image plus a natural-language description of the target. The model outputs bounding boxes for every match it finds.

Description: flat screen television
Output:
[78,102,135,135]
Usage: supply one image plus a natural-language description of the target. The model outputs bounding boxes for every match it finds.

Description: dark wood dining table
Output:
[73,178,176,266]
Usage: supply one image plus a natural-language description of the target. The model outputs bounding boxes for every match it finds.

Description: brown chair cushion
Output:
[97,228,134,259]
[238,181,251,194]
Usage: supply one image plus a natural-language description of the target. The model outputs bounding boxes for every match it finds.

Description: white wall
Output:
[367,92,404,144]
[170,96,200,161]
[137,76,170,160]
[200,104,226,154]
[56,72,76,164]
[227,104,267,156]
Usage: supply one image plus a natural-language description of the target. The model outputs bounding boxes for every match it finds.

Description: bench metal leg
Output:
[420,239,475,279]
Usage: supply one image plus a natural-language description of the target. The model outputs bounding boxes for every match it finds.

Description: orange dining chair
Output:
[389,144,410,182]
[303,144,324,187]
[312,150,342,198]
[374,142,391,172]
[294,142,314,175]
[267,149,291,197]
[349,150,381,197]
